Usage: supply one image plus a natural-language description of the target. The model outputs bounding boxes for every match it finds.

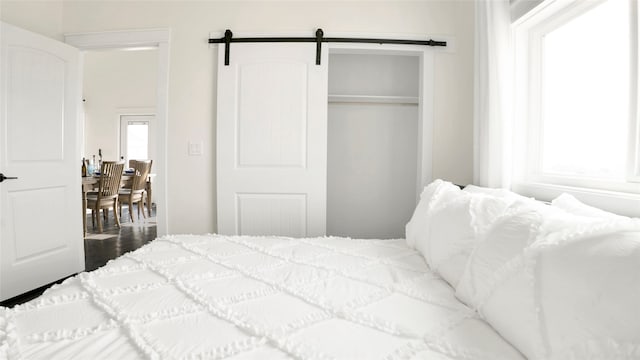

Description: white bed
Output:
[0,234,524,360]
[2,180,638,359]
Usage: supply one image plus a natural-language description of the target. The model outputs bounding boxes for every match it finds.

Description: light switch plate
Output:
[188,141,203,156]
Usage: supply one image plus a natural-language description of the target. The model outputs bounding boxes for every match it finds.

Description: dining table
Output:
[82,172,156,235]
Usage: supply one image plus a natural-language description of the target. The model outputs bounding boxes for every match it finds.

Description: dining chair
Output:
[86,161,125,233]
[119,159,152,222]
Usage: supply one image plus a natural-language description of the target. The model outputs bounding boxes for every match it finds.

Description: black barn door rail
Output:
[209,29,447,66]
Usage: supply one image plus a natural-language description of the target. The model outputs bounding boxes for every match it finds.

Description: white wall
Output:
[0,1,64,41]
[0,1,475,235]
[328,103,419,239]
[83,49,157,162]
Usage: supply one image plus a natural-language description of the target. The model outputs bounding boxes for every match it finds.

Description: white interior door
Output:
[0,22,84,301]
[217,43,328,237]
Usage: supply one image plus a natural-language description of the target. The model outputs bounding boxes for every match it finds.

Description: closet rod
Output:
[208,29,447,66]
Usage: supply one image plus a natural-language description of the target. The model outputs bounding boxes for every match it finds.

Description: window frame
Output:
[512,0,640,216]
[630,0,640,183]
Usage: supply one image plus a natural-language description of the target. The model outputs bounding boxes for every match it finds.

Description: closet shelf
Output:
[328,94,419,105]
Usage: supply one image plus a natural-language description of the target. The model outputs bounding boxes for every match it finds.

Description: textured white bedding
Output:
[0,235,525,360]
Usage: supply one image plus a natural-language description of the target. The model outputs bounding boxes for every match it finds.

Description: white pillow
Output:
[538,222,640,359]
[551,193,627,220]
[405,179,458,248]
[406,180,515,287]
[456,199,640,359]
[455,204,546,356]
[424,191,512,287]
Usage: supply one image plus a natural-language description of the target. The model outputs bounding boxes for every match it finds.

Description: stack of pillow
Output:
[405,179,640,360]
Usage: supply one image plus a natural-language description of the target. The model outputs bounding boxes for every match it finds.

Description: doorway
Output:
[326,46,434,239]
[65,29,170,236]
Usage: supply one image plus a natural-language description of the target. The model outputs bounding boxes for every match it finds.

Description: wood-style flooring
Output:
[0,205,157,308]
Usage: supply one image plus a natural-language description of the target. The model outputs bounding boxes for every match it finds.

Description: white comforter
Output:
[0,235,525,359]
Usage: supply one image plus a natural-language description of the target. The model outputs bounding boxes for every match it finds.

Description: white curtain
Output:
[473,0,513,188]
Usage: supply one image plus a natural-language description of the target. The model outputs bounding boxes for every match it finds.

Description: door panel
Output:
[217,43,327,237]
[8,46,66,161]
[10,187,68,260]
[237,193,307,237]
[237,62,308,168]
[1,22,84,301]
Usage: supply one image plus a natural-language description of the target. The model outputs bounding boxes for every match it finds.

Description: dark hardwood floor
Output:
[0,205,157,308]
[84,205,157,271]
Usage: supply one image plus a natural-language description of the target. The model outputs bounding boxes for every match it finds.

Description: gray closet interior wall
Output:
[327,53,419,239]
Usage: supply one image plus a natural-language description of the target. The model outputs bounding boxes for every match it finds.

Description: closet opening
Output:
[327,51,423,239]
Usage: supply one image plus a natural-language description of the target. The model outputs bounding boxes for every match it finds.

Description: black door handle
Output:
[0,173,18,183]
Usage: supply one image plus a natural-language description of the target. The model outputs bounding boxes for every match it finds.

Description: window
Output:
[120,115,153,165]
[513,0,640,206]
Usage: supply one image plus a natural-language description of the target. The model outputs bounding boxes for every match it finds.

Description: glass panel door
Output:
[120,114,153,166]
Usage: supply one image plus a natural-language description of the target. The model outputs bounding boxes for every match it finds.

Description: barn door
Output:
[216,43,328,237]
[0,22,84,301]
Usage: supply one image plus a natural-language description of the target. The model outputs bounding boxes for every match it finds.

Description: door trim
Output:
[65,29,170,235]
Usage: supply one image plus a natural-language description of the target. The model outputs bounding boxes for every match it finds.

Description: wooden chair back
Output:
[130,160,152,192]
[97,161,125,200]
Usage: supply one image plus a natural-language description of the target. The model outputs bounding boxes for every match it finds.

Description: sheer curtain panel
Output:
[473,0,513,188]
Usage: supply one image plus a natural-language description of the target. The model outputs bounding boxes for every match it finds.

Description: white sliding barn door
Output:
[0,22,84,301]
[217,43,328,237]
